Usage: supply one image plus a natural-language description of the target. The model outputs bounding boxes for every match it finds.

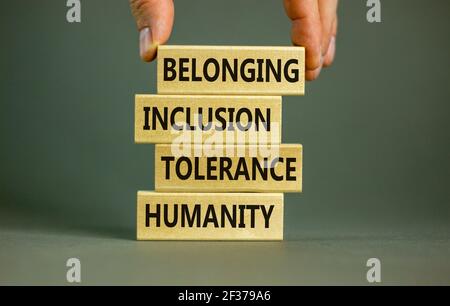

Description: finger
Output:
[318,0,338,56]
[129,0,174,62]
[283,0,322,72]
[323,16,337,67]
[305,65,322,81]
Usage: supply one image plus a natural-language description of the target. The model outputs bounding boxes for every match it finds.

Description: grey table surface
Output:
[1,208,449,285]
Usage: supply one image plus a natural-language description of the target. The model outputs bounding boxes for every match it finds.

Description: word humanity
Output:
[137,192,284,240]
[145,204,274,228]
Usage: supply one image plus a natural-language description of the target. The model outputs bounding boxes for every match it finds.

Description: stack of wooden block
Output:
[135,46,304,240]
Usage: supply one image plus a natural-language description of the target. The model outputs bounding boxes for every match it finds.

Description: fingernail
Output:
[319,46,324,66]
[330,36,336,52]
[330,36,336,57]
[314,64,323,78]
[324,36,336,67]
[306,65,323,81]
[139,27,155,61]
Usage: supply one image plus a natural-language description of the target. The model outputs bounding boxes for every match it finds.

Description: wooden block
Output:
[155,144,302,193]
[157,45,305,96]
[135,94,281,144]
[137,191,283,240]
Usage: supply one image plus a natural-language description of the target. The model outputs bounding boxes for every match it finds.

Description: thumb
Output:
[284,0,323,81]
[130,0,174,62]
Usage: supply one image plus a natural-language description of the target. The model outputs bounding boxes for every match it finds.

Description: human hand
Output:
[130,0,338,81]
[129,0,174,62]
[284,0,338,80]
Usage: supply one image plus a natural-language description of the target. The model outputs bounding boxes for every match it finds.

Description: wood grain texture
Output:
[154,144,302,193]
[137,191,283,240]
[135,95,281,144]
[157,45,305,96]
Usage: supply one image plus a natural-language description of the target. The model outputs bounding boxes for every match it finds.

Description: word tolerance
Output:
[160,156,297,181]
[155,144,302,192]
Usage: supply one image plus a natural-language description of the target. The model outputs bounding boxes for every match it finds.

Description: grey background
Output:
[0,0,449,285]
